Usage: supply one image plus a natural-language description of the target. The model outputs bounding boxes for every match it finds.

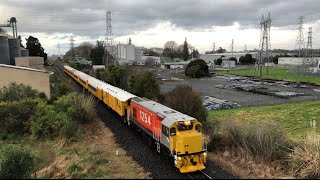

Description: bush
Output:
[290,133,320,178]
[129,72,160,100]
[50,83,69,102]
[185,59,209,78]
[0,144,36,179]
[30,102,72,139]
[0,82,46,102]
[219,120,290,161]
[54,92,96,124]
[31,92,96,139]
[0,99,42,135]
[163,84,207,123]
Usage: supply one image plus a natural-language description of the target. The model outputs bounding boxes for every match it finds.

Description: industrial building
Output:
[278,57,320,66]
[116,38,141,62]
[0,64,50,98]
[200,52,259,64]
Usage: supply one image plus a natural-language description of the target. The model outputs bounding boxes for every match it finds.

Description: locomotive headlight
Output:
[203,152,207,156]
[184,121,191,125]
[178,157,182,161]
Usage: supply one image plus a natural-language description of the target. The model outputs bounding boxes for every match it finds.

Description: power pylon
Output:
[105,10,115,65]
[306,27,313,64]
[295,16,305,58]
[70,36,75,61]
[258,12,272,76]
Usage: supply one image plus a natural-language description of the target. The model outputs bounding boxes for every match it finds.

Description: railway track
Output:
[186,170,213,179]
[52,62,237,179]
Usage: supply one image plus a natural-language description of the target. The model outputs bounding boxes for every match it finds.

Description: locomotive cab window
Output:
[162,126,169,137]
[195,124,201,133]
[170,127,176,136]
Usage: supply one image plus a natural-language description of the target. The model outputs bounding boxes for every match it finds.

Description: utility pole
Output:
[213,42,215,53]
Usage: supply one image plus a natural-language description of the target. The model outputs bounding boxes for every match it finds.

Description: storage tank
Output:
[8,37,21,65]
[0,33,10,65]
[20,48,29,57]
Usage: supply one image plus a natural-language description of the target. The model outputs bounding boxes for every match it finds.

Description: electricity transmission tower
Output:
[295,16,305,58]
[69,36,75,61]
[258,12,272,76]
[105,10,115,65]
[306,27,313,64]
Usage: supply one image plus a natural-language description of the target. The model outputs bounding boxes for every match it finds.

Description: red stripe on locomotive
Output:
[131,101,162,138]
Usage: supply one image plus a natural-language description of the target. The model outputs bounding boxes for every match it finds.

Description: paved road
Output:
[160,76,320,108]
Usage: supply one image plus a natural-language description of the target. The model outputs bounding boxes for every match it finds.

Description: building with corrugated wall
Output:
[0,64,50,98]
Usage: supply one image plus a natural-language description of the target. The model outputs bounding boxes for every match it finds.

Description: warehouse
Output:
[0,64,50,98]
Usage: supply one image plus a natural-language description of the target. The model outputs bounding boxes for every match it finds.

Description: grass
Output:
[212,66,320,84]
[208,100,320,141]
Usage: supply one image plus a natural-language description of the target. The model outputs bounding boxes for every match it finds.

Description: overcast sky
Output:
[1,0,320,55]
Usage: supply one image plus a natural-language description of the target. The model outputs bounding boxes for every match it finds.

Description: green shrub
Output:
[185,59,209,78]
[0,99,43,135]
[0,144,36,179]
[30,102,72,139]
[0,82,46,102]
[163,84,207,123]
[31,93,96,139]
[129,72,160,100]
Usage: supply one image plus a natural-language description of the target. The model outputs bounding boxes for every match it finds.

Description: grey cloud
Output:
[1,0,320,37]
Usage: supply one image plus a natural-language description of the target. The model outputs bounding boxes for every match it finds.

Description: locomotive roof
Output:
[64,65,137,102]
[132,97,195,127]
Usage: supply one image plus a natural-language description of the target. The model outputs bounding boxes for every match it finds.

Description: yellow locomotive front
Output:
[166,119,207,173]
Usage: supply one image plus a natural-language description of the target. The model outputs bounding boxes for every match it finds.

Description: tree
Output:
[239,56,246,65]
[216,47,226,53]
[25,36,47,61]
[192,49,199,59]
[182,38,189,61]
[163,84,207,123]
[185,59,209,78]
[129,72,160,100]
[163,41,178,61]
[244,53,253,64]
[142,49,159,56]
[63,42,94,60]
[90,41,105,65]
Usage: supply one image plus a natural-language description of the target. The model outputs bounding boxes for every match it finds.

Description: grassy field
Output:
[208,100,320,140]
[212,67,320,84]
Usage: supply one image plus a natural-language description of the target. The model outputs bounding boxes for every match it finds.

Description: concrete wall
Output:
[0,64,50,98]
[15,56,44,70]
